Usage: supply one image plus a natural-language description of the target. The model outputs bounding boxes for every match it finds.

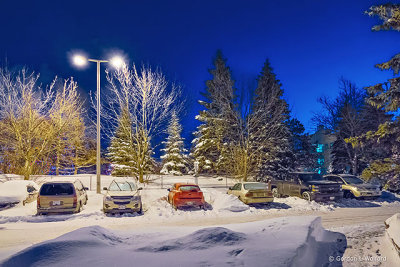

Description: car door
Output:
[290,177,302,197]
[230,183,242,197]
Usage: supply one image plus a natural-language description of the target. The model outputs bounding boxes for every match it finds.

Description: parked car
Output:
[103,178,143,214]
[37,179,88,215]
[167,183,206,210]
[0,180,39,207]
[227,182,273,204]
[271,172,343,201]
[324,174,382,199]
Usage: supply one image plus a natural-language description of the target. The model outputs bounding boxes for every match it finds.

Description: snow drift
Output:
[385,213,400,257]
[1,216,346,267]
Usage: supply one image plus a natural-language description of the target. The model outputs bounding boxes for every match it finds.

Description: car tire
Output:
[302,191,312,202]
[272,188,280,198]
[138,203,143,214]
[344,191,354,199]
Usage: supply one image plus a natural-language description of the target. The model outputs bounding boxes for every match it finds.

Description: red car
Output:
[167,183,206,210]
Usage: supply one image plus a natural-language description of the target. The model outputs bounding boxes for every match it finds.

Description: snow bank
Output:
[1,216,346,267]
[385,213,400,257]
[0,180,39,205]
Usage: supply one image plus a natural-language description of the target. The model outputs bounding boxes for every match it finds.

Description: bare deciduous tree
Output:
[104,64,180,182]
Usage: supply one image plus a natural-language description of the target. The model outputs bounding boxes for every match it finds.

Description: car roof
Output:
[175,183,199,187]
[112,178,136,183]
[241,182,265,184]
[291,172,317,175]
[325,174,356,177]
[43,180,79,184]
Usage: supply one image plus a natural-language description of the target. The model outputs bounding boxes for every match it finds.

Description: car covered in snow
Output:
[324,174,381,199]
[0,180,39,207]
[37,179,88,215]
[167,183,206,210]
[103,178,143,214]
[271,172,343,202]
[227,182,273,204]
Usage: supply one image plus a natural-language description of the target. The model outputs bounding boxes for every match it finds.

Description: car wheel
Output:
[77,202,83,213]
[302,191,312,202]
[272,188,280,198]
[172,200,177,210]
[138,203,143,214]
[344,191,354,199]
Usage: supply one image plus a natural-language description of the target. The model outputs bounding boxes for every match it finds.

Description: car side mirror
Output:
[103,187,108,190]
[84,187,89,190]
[138,187,143,190]
[167,188,170,192]
[228,187,233,190]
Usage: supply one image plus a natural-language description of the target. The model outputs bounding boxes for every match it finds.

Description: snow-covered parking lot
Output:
[1,174,400,266]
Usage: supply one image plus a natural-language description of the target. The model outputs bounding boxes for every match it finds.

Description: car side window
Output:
[232,183,241,190]
[27,186,36,193]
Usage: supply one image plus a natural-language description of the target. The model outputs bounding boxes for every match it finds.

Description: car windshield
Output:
[298,173,323,182]
[40,183,74,196]
[179,185,200,192]
[108,181,136,191]
[243,183,268,190]
[342,176,364,184]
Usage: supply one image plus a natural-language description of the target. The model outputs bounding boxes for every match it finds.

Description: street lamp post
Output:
[89,59,108,194]
[72,54,124,194]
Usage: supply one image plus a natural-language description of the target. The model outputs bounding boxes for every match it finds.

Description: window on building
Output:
[316,144,324,153]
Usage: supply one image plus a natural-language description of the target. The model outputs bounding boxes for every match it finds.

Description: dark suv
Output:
[271,172,343,201]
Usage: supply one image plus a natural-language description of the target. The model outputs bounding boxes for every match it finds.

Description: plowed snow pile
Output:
[1,216,346,267]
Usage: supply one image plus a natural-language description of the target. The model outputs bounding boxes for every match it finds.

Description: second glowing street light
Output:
[73,54,124,194]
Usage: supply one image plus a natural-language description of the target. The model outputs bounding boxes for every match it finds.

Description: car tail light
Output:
[245,192,253,197]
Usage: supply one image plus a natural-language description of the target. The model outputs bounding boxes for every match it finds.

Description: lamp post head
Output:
[110,56,125,69]
[72,54,88,67]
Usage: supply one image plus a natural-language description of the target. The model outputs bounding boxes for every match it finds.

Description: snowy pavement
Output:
[0,174,399,265]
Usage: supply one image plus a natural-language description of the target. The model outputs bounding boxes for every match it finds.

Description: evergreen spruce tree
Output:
[160,112,188,175]
[288,118,316,171]
[192,51,239,174]
[348,3,400,189]
[107,108,136,176]
[250,60,293,181]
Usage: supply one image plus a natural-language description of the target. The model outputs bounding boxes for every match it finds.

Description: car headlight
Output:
[131,196,140,201]
[311,185,319,192]
[105,196,112,202]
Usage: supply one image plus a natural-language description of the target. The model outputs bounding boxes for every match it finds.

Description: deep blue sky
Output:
[1,0,399,139]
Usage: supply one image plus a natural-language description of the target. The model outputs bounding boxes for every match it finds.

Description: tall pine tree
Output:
[250,60,293,181]
[160,112,188,175]
[192,51,239,174]
[107,108,136,176]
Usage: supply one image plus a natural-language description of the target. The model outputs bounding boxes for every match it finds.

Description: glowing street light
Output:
[110,56,125,69]
[72,53,125,194]
[72,55,88,67]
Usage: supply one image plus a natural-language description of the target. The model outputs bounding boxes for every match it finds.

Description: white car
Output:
[103,178,143,214]
[0,180,39,206]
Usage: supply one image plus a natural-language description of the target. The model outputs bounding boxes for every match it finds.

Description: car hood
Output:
[348,183,379,190]
[305,180,340,186]
[107,191,138,197]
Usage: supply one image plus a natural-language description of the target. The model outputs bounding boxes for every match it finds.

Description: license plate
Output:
[119,205,126,209]
[52,201,61,206]
[186,202,193,205]
[329,197,335,200]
